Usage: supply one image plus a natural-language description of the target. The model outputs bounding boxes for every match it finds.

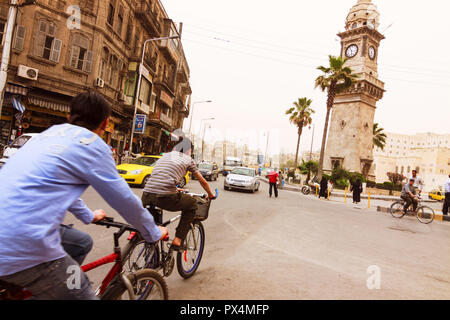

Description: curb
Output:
[377,206,450,223]
[258,178,437,203]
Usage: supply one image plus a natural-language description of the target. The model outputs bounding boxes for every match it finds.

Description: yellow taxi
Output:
[117,155,190,188]
[428,190,445,202]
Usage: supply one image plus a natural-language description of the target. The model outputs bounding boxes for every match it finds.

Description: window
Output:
[69,34,93,72]
[107,2,115,26]
[79,0,95,12]
[125,16,133,43]
[116,5,124,36]
[139,78,152,106]
[12,25,26,51]
[0,21,5,45]
[34,20,62,62]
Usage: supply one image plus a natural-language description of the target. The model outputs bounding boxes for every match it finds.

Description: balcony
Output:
[155,74,176,94]
[135,1,161,37]
[159,19,180,63]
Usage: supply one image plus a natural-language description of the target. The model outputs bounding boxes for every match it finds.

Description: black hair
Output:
[172,135,193,154]
[69,91,111,131]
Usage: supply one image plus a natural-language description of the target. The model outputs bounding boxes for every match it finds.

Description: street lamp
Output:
[200,118,215,161]
[188,100,212,138]
[128,35,180,155]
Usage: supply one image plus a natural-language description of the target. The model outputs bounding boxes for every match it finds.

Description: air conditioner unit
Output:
[17,65,38,81]
[94,78,105,88]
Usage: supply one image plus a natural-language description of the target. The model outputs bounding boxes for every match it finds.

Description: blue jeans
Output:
[0,256,98,300]
[0,225,96,300]
[60,224,93,265]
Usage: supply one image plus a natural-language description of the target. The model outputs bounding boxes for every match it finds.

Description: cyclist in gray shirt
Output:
[401,178,419,213]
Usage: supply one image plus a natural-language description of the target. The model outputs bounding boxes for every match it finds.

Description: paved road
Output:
[65,176,450,300]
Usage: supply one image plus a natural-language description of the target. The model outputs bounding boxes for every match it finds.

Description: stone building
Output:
[374,132,450,192]
[0,0,191,156]
[323,0,385,179]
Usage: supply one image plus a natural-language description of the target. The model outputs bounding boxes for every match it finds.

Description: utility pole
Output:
[0,0,19,120]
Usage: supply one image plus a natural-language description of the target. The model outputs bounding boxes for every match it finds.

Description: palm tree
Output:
[298,160,319,183]
[285,98,315,169]
[373,123,387,151]
[315,55,358,180]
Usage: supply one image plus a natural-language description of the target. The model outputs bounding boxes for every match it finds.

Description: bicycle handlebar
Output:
[181,188,219,200]
[94,217,138,233]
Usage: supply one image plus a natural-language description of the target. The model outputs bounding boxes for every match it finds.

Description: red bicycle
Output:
[0,217,168,300]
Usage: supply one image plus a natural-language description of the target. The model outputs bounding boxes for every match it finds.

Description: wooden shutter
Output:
[83,50,93,72]
[34,33,45,57]
[13,25,26,51]
[50,38,62,62]
[69,45,80,68]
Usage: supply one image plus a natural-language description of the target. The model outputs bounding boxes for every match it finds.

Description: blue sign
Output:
[135,114,146,134]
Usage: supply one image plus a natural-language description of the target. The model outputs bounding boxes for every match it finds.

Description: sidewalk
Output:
[258,177,449,223]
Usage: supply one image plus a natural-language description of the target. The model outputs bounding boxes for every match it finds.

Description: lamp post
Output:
[188,100,212,139]
[309,124,315,161]
[128,35,180,155]
[200,118,214,161]
[0,0,35,121]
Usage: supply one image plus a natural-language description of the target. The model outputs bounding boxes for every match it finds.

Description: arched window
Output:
[69,33,92,72]
[34,19,61,62]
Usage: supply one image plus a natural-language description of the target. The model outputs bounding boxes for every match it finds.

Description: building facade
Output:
[0,0,191,157]
[374,132,450,192]
[323,0,385,179]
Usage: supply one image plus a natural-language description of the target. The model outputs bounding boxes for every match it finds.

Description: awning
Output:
[12,97,25,113]
[28,96,70,113]
[6,84,27,96]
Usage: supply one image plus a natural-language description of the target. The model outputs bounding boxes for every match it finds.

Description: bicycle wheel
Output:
[123,240,159,273]
[102,269,168,300]
[390,202,406,219]
[416,206,435,224]
[177,221,205,279]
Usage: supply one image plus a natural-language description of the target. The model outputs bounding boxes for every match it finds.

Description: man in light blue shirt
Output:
[0,91,168,299]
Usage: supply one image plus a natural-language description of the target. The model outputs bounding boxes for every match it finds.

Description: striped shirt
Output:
[144,151,198,194]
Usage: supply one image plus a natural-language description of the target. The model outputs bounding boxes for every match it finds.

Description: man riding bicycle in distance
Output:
[0,91,168,300]
[142,135,215,252]
[401,178,419,214]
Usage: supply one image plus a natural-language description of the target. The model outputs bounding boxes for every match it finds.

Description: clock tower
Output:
[323,0,385,179]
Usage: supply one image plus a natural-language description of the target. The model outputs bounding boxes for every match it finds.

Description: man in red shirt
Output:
[268,171,279,198]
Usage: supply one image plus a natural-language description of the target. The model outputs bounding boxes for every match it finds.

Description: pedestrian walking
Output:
[319,177,328,199]
[278,171,284,190]
[268,171,279,198]
[443,174,450,216]
[350,179,363,204]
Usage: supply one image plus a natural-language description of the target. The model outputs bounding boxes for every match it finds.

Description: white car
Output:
[224,167,260,193]
[0,133,40,168]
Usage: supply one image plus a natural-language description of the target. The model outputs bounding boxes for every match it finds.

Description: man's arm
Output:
[193,171,215,199]
[68,199,95,225]
[84,149,166,243]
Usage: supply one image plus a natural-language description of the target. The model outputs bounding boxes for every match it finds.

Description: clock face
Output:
[345,44,358,58]
[368,46,376,60]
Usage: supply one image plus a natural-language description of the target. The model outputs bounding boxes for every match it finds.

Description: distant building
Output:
[373,132,450,192]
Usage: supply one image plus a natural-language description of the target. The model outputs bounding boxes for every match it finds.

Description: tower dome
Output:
[345,0,380,31]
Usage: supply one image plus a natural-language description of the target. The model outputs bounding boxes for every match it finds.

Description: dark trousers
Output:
[269,183,278,198]
[60,225,93,266]
[142,192,198,240]
[401,194,418,212]
[443,193,450,216]
[0,256,98,300]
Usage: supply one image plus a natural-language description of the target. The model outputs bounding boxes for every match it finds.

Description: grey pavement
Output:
[65,176,450,300]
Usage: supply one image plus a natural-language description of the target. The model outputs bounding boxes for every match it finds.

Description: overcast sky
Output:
[162,0,450,155]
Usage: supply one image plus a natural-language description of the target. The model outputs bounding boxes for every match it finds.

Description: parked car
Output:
[195,162,219,181]
[0,133,40,168]
[116,155,190,188]
[428,190,445,202]
[224,167,260,193]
